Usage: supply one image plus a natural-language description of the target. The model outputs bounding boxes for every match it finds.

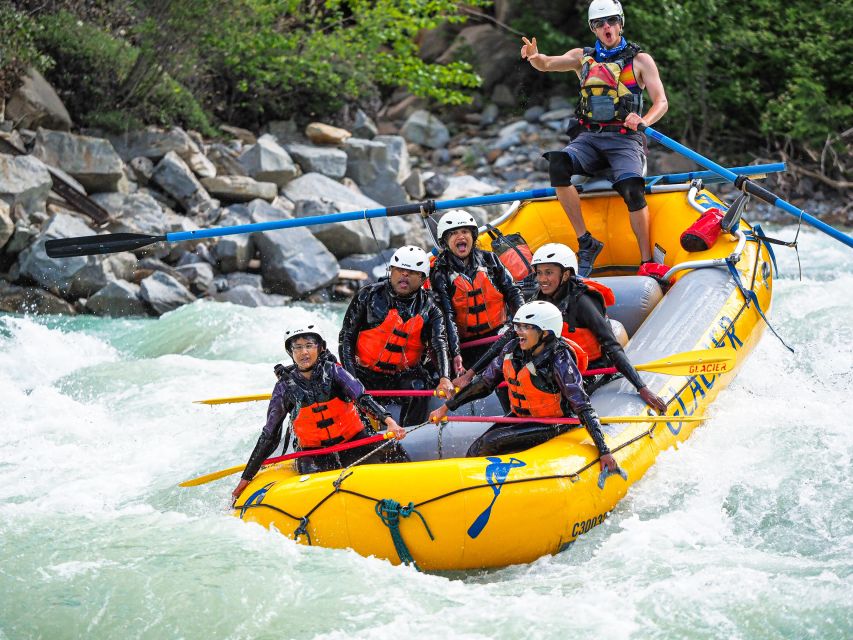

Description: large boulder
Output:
[93,192,168,236]
[400,110,450,149]
[151,151,212,211]
[344,135,410,206]
[238,136,299,187]
[441,175,500,199]
[31,129,124,193]
[200,176,278,203]
[85,280,148,316]
[139,271,196,315]
[0,283,76,315]
[175,262,215,295]
[284,143,347,179]
[0,154,53,214]
[436,25,517,93]
[281,173,390,257]
[5,68,72,131]
[107,126,199,162]
[352,109,378,140]
[212,207,255,273]
[251,205,339,297]
[16,213,132,298]
[306,122,351,145]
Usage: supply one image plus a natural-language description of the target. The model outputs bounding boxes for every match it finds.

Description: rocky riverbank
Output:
[0,74,848,317]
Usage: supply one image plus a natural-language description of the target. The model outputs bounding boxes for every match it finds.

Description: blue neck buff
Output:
[594,37,628,61]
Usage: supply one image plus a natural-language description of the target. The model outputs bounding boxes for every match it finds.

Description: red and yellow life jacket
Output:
[563,279,615,362]
[292,397,365,448]
[502,339,588,417]
[355,309,425,374]
[577,43,643,126]
[451,269,507,339]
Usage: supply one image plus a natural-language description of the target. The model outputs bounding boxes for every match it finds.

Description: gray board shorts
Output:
[563,131,646,183]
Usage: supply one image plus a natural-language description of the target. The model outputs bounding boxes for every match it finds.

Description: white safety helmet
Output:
[389,245,431,277]
[436,210,479,245]
[513,301,564,338]
[588,0,624,29]
[531,243,579,275]
[284,324,326,353]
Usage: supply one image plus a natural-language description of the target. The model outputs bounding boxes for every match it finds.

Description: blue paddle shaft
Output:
[643,126,853,250]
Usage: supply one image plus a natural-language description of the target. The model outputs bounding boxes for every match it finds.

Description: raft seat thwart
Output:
[596,276,663,337]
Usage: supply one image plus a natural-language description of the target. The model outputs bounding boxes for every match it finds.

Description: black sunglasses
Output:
[590,16,622,29]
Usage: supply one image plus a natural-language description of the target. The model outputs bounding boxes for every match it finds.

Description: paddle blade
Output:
[45,232,166,258]
[635,348,736,377]
[179,463,246,487]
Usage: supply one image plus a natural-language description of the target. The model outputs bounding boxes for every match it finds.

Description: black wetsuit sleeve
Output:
[446,342,509,410]
[334,364,392,422]
[430,266,462,359]
[471,327,515,373]
[425,298,452,379]
[574,294,645,390]
[489,254,525,315]
[339,289,369,376]
[552,349,610,455]
[242,380,294,480]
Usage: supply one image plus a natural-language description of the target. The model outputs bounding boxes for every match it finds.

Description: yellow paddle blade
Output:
[635,348,736,376]
[194,393,271,405]
[179,463,246,487]
[599,415,705,423]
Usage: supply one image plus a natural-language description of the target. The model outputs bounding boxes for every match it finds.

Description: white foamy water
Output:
[1,226,851,639]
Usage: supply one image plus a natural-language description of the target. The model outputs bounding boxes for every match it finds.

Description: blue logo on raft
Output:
[467,457,526,539]
[239,482,274,519]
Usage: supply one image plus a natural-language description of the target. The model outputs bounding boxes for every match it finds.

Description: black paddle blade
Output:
[45,233,167,258]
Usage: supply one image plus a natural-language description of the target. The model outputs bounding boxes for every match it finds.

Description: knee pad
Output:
[613,176,647,212]
[544,151,579,187]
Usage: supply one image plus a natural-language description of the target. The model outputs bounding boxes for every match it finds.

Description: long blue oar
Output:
[640,125,853,250]
[45,163,786,259]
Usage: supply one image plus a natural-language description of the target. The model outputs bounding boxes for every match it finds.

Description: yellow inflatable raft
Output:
[232,181,774,571]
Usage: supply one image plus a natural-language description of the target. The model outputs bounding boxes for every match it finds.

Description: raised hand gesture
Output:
[520,36,539,60]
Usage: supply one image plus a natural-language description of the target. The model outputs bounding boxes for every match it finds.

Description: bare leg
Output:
[629,206,652,262]
[555,185,587,238]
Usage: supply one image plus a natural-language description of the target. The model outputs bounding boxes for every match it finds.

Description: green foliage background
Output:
[1,0,850,159]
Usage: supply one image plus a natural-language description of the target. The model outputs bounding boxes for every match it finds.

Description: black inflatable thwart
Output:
[721,193,749,233]
[45,232,166,258]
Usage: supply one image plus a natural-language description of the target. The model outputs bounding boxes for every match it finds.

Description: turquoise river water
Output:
[2,224,852,639]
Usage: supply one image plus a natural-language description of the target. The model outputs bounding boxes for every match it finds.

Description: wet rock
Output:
[238,136,299,187]
[108,126,198,162]
[306,122,351,145]
[0,283,76,315]
[139,271,196,314]
[212,284,289,307]
[201,176,278,203]
[0,155,53,215]
[175,261,215,295]
[151,151,212,211]
[400,110,450,149]
[5,68,72,131]
[285,143,347,179]
[31,129,125,193]
[85,280,148,316]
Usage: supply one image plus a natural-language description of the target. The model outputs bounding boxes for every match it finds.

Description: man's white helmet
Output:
[284,324,326,353]
[588,0,625,29]
[389,245,430,276]
[437,210,478,244]
[513,301,564,337]
[531,243,579,274]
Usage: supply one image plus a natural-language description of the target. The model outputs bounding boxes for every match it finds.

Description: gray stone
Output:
[238,136,299,187]
[86,280,148,317]
[207,144,248,177]
[281,173,390,257]
[0,154,53,214]
[437,24,518,93]
[386,216,413,246]
[108,126,199,162]
[403,169,425,200]
[0,201,14,250]
[423,172,450,198]
[263,119,298,142]
[31,128,124,193]
[442,175,499,199]
[201,176,278,203]
[284,143,347,179]
[136,257,191,289]
[491,84,516,108]
[93,192,167,236]
[185,151,217,179]
[400,110,450,149]
[215,271,264,291]
[139,271,196,315]
[0,284,76,315]
[151,151,212,211]
[4,220,38,256]
[540,107,575,122]
[480,103,500,127]
[339,250,397,284]
[344,137,409,206]
[252,225,338,297]
[352,109,378,140]
[5,68,72,131]
[212,284,289,307]
[175,261,215,295]
[524,106,546,122]
[547,96,573,111]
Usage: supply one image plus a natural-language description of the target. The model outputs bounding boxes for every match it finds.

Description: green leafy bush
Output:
[0,7,53,98]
